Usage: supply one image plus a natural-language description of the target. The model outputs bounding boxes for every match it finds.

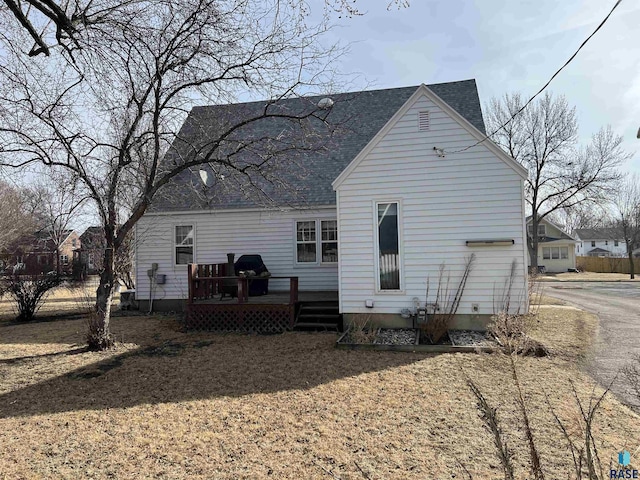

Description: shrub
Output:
[4,273,61,322]
[421,254,476,344]
[345,314,377,344]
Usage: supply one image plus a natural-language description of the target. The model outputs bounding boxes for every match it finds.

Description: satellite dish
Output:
[317,97,334,109]
[199,169,212,187]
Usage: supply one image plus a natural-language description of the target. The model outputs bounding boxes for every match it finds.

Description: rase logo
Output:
[610,450,638,479]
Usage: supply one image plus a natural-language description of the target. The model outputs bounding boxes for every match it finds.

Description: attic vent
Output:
[418,111,430,131]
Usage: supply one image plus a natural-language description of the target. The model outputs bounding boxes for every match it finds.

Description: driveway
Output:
[544,281,640,409]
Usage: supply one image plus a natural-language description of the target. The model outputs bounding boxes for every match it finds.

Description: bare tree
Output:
[1,0,408,57]
[0,180,38,258]
[0,0,346,349]
[26,175,87,274]
[546,204,609,236]
[486,92,627,269]
[612,175,640,279]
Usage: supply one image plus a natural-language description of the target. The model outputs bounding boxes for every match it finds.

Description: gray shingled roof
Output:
[151,79,486,212]
[574,228,624,240]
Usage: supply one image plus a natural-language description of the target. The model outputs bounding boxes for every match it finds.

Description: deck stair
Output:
[294,301,342,331]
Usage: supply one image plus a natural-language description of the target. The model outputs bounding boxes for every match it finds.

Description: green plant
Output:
[422,254,476,344]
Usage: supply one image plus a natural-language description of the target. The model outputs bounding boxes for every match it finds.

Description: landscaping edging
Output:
[336,330,499,353]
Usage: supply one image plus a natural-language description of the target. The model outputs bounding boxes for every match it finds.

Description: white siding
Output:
[135,208,338,301]
[336,93,528,315]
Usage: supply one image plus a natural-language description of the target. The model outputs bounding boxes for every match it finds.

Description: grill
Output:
[235,254,270,296]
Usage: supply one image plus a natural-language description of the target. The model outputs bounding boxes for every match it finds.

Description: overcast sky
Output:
[318,0,639,175]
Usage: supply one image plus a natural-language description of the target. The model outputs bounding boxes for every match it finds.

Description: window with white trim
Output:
[321,220,338,263]
[175,225,194,265]
[591,241,596,247]
[615,240,619,247]
[60,254,69,265]
[527,224,546,236]
[376,202,401,290]
[542,247,568,260]
[296,221,316,263]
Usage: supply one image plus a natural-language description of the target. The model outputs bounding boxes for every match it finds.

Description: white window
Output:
[60,254,69,265]
[296,221,316,263]
[591,241,596,247]
[527,224,546,237]
[376,202,401,291]
[88,253,95,268]
[615,240,619,247]
[175,225,194,265]
[543,247,567,260]
[294,219,338,264]
[321,220,338,263]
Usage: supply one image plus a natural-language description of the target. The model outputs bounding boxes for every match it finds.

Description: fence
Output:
[576,256,640,274]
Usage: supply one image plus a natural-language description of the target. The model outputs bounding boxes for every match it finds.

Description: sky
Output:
[314,0,640,175]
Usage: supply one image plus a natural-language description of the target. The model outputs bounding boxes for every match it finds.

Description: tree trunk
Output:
[628,247,635,280]
[528,232,538,272]
[91,241,116,350]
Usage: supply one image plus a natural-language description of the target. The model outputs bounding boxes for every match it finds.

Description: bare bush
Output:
[466,361,608,480]
[4,273,61,322]
[547,384,610,479]
[528,272,544,315]
[422,254,476,344]
[345,314,377,344]
[467,378,515,480]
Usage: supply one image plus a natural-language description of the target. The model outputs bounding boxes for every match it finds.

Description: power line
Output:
[445,0,623,155]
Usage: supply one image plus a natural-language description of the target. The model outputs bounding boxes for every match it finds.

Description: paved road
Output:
[544,281,640,409]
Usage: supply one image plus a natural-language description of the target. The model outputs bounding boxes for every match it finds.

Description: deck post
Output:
[237,277,245,304]
[187,264,197,304]
[289,277,298,304]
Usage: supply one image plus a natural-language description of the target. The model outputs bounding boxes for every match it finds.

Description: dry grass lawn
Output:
[0,281,119,321]
[0,297,639,478]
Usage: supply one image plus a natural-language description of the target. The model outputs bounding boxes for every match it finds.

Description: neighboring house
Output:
[135,80,529,329]
[574,228,627,257]
[2,229,80,275]
[78,226,105,275]
[525,217,577,273]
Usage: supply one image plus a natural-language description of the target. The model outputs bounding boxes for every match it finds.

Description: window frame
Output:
[293,219,338,266]
[174,224,195,266]
[591,241,596,247]
[294,220,318,265]
[320,220,338,265]
[614,240,619,247]
[373,199,404,294]
[60,254,69,265]
[542,247,551,260]
[527,223,546,237]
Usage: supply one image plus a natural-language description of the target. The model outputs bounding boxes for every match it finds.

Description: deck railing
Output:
[187,263,298,305]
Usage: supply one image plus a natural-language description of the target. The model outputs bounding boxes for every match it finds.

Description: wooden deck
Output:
[193,290,338,305]
[185,263,338,332]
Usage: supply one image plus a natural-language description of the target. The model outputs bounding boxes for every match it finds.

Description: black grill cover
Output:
[234,255,269,296]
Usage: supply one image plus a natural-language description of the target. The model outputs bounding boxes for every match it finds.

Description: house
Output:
[135,80,529,330]
[574,228,628,257]
[526,217,577,273]
[2,229,80,275]
[78,226,105,275]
